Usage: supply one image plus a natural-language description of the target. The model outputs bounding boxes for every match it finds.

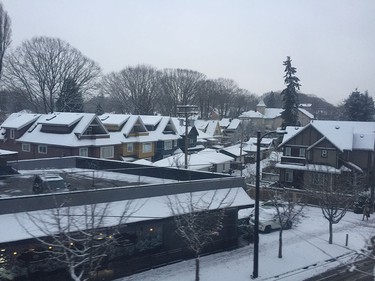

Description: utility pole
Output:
[177,105,198,169]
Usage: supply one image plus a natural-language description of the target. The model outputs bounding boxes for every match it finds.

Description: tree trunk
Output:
[329,221,333,244]
[278,228,283,258]
[195,255,200,281]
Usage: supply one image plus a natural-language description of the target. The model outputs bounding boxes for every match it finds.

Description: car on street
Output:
[249,206,292,233]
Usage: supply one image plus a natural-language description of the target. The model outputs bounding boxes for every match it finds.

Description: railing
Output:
[280,156,306,165]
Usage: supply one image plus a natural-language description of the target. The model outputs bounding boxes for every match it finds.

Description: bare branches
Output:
[3,37,101,113]
[0,2,11,81]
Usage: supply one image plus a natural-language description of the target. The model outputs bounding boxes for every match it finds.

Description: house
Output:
[173,120,200,153]
[195,120,222,146]
[220,118,242,145]
[153,152,212,171]
[197,148,234,173]
[100,114,157,162]
[140,115,181,161]
[0,149,18,176]
[0,112,118,160]
[239,100,314,131]
[277,120,375,189]
[220,144,247,163]
[243,137,275,163]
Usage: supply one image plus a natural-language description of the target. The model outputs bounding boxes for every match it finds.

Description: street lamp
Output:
[177,105,198,169]
[252,130,286,279]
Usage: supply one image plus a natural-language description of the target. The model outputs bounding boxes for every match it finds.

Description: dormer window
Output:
[299,148,306,157]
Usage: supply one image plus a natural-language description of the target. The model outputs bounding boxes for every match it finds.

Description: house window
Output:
[164,140,172,150]
[9,129,15,139]
[142,143,152,153]
[285,147,291,156]
[285,169,293,182]
[189,138,195,145]
[173,140,177,147]
[299,148,306,157]
[38,145,47,154]
[313,173,328,186]
[22,143,30,152]
[321,149,327,158]
[127,143,133,153]
[100,146,114,159]
[79,147,88,157]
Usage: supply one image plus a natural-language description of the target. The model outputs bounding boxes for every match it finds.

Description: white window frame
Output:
[22,143,30,152]
[142,142,152,153]
[285,169,293,182]
[100,146,114,159]
[127,143,133,153]
[299,148,306,157]
[164,140,172,150]
[38,145,47,154]
[10,129,15,139]
[285,147,291,156]
[79,147,88,157]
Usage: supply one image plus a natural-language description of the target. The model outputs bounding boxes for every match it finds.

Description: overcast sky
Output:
[2,0,375,105]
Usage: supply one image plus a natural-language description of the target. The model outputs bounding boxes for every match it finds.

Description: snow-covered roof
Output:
[205,121,220,136]
[219,118,231,128]
[276,163,346,174]
[298,108,314,119]
[240,108,314,120]
[1,187,253,244]
[197,149,234,164]
[0,149,18,156]
[140,115,162,127]
[221,144,247,157]
[239,110,263,119]
[153,153,212,170]
[257,100,266,107]
[100,113,130,127]
[38,112,83,127]
[227,119,241,130]
[0,112,41,130]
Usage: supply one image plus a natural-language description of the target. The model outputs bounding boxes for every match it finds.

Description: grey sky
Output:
[3,0,375,105]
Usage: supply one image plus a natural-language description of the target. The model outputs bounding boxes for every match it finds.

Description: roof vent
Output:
[335,125,340,129]
[360,134,364,138]
[295,127,299,130]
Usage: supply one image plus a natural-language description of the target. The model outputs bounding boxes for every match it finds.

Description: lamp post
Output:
[252,130,285,279]
[177,105,198,169]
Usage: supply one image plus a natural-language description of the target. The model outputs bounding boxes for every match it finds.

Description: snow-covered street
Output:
[118,206,374,281]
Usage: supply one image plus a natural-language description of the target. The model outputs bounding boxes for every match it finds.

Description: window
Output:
[10,129,15,139]
[100,146,114,159]
[127,143,133,153]
[285,147,291,156]
[38,145,47,154]
[189,138,195,145]
[299,148,306,157]
[164,140,172,150]
[173,140,177,147]
[321,149,327,158]
[142,143,152,153]
[285,169,293,182]
[79,147,88,157]
[313,173,328,186]
[22,143,30,152]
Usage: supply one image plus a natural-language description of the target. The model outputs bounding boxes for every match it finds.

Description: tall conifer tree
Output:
[281,56,301,127]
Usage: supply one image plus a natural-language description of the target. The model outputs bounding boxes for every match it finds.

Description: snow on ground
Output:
[117,206,375,281]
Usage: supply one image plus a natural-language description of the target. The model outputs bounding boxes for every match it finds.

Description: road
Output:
[305,256,375,281]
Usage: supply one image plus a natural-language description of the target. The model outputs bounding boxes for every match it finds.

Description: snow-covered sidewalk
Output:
[118,206,374,281]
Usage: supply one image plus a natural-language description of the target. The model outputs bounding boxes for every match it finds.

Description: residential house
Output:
[173,119,200,153]
[220,144,247,163]
[240,100,314,131]
[0,112,117,160]
[277,120,375,189]
[100,114,157,162]
[220,118,242,145]
[195,120,223,146]
[243,137,275,163]
[140,115,181,161]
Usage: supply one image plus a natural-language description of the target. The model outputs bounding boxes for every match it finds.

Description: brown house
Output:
[277,120,375,189]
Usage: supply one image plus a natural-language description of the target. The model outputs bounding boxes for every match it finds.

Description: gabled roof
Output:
[100,114,130,129]
[240,108,314,120]
[219,118,231,128]
[220,144,247,157]
[140,115,163,127]
[1,112,41,130]
[227,119,241,130]
[17,113,116,147]
[153,152,212,170]
[205,120,221,136]
[147,116,180,141]
[280,120,375,152]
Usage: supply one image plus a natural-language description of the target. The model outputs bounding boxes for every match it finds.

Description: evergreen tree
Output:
[343,89,375,121]
[280,56,301,127]
[95,103,104,115]
[56,78,84,112]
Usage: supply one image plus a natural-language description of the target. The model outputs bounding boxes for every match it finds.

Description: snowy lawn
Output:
[118,206,374,281]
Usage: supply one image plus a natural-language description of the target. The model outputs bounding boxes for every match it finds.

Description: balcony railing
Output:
[280,156,306,165]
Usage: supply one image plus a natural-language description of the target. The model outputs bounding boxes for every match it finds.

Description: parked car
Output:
[32,174,71,194]
[249,207,292,233]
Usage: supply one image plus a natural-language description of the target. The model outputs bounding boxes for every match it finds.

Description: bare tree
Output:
[265,187,304,258]
[101,65,160,114]
[305,169,355,244]
[17,201,134,281]
[213,78,238,118]
[0,2,11,81]
[3,36,101,113]
[167,190,235,281]
[158,68,206,116]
